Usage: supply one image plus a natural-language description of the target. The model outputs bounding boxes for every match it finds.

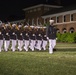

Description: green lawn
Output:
[0,43,76,75]
[55,43,76,50]
[0,49,76,75]
[56,43,76,47]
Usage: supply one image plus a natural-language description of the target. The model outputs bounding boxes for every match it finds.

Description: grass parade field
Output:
[0,43,76,75]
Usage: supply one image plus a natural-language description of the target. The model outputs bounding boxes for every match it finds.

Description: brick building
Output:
[23,4,76,33]
[23,4,61,25]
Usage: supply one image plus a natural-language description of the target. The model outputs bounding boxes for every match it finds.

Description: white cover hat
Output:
[5,24,9,26]
[18,25,22,28]
[24,25,28,28]
[30,26,34,28]
[49,20,54,24]
[12,24,16,27]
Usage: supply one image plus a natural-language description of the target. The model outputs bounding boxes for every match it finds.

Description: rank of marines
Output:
[0,22,47,52]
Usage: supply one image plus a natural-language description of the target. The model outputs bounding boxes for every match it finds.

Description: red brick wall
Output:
[56,22,76,33]
[24,6,76,33]
[59,15,63,23]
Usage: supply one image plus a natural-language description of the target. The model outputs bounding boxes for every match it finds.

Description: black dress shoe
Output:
[53,49,56,51]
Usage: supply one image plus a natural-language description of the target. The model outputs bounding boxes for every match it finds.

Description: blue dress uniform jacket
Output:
[23,31,29,40]
[35,28,42,40]
[10,29,17,40]
[3,29,10,40]
[16,30,23,40]
[29,29,36,40]
[46,25,57,39]
[41,28,47,40]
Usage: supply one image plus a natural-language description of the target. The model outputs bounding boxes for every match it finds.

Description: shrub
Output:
[66,33,74,43]
[57,32,76,43]
[56,33,62,42]
[73,33,76,43]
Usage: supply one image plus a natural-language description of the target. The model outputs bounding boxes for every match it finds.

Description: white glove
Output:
[13,32,15,35]
[0,32,1,34]
[47,37,49,40]
[56,38,57,40]
[20,33,22,36]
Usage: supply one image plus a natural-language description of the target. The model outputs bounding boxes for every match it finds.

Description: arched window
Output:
[57,29,60,33]
[62,28,66,33]
[69,27,74,33]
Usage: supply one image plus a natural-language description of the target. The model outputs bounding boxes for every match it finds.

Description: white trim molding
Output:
[42,10,76,18]
[54,21,76,25]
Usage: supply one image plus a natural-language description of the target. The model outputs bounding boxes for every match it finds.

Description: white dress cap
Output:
[49,20,54,24]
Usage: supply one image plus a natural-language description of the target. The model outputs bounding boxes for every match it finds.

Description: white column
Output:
[62,15,64,23]
[44,18,45,24]
[56,16,57,23]
[70,14,71,22]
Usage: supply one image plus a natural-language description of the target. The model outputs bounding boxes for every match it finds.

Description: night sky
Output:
[0,0,76,22]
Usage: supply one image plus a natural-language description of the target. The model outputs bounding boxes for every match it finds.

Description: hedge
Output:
[56,33,76,43]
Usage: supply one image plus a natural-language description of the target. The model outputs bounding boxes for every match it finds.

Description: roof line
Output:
[23,4,62,11]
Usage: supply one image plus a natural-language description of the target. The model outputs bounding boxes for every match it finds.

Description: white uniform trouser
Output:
[4,40,10,52]
[49,39,56,54]
[29,40,36,51]
[11,40,17,52]
[35,40,42,50]
[0,40,3,52]
[24,40,29,51]
[42,40,47,50]
[18,40,23,51]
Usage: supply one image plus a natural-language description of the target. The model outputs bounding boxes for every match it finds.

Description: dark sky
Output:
[0,0,76,22]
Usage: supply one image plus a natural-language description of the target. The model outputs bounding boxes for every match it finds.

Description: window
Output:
[44,7,49,11]
[57,17,59,23]
[71,14,73,21]
[64,15,66,22]
[57,29,60,33]
[45,19,47,24]
[69,27,74,33]
[38,8,41,11]
[34,9,36,12]
[28,11,29,13]
[38,19,40,25]
[30,10,32,12]
[62,28,66,33]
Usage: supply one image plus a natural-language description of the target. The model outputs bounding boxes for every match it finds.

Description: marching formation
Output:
[0,22,48,52]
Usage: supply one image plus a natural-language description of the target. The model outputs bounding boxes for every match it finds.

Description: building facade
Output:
[23,4,76,33]
[42,10,76,33]
[23,4,61,25]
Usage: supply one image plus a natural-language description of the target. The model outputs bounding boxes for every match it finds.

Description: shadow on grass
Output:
[1,48,76,53]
